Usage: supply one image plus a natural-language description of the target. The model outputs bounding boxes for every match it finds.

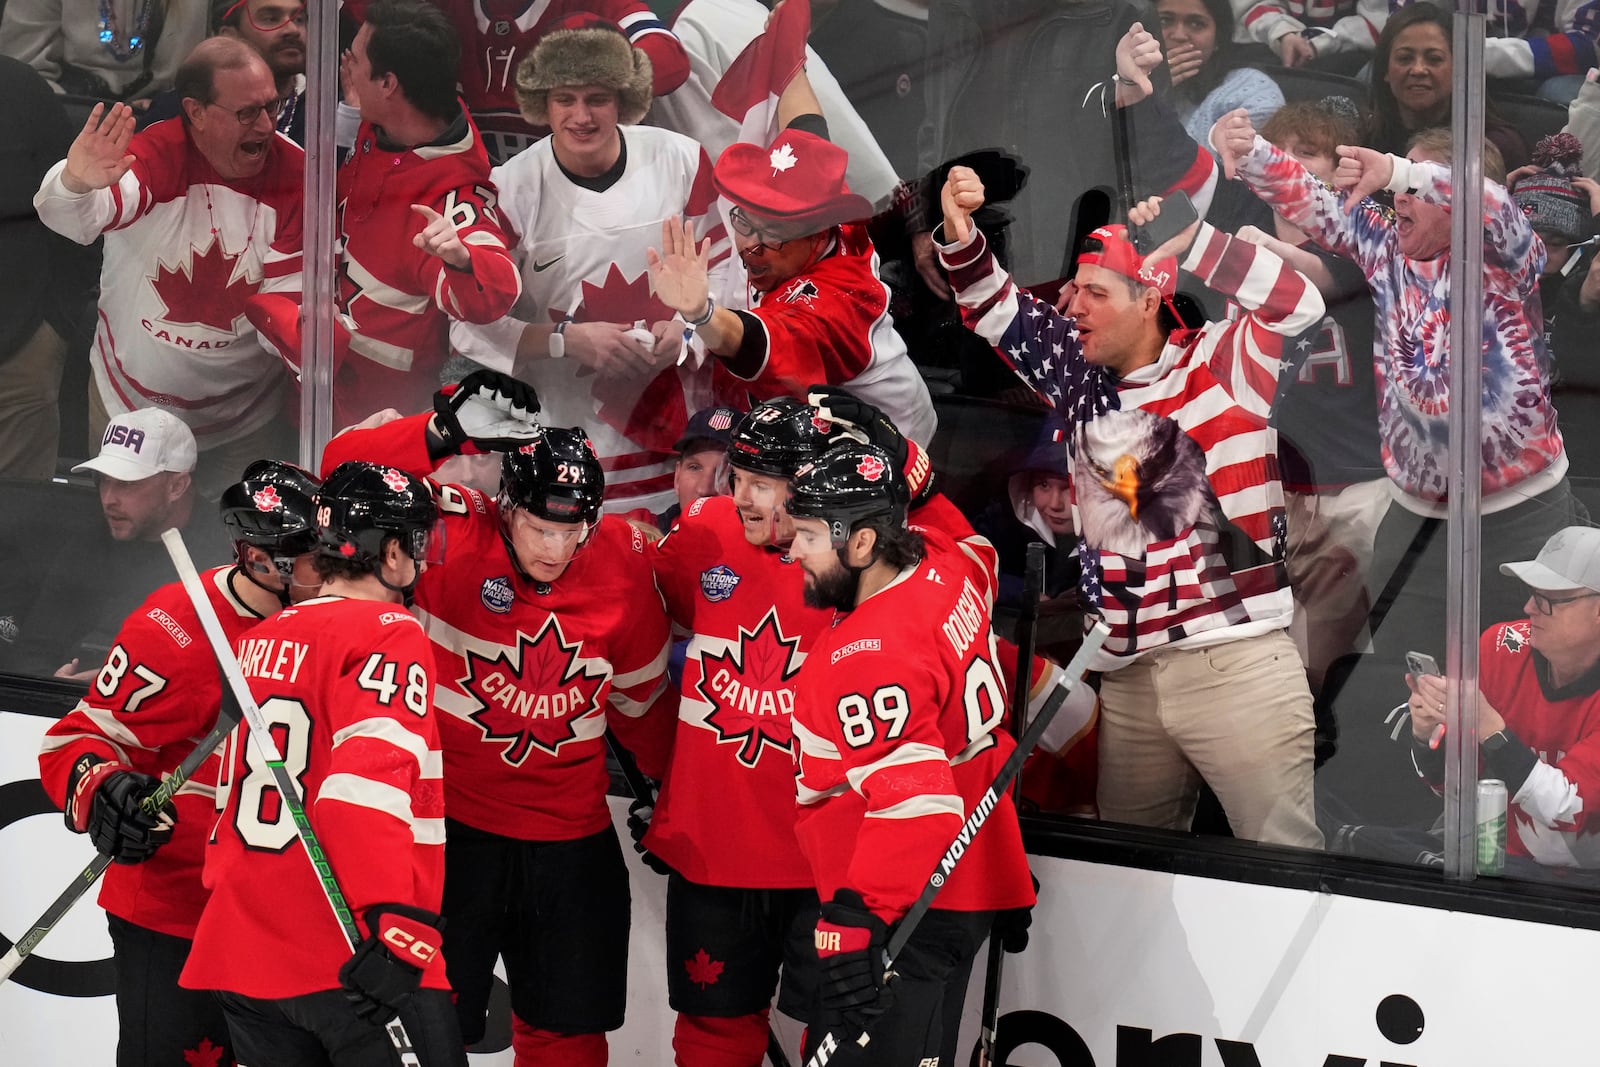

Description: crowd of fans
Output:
[5,0,1600,885]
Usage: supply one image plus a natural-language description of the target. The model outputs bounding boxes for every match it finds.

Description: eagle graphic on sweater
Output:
[1075,409,1214,558]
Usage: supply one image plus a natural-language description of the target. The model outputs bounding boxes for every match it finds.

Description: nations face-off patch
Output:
[481,576,515,614]
[700,565,741,603]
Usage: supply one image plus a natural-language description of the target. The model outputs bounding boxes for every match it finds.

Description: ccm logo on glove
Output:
[380,918,440,965]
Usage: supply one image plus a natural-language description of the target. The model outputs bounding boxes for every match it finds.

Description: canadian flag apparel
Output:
[32,119,301,448]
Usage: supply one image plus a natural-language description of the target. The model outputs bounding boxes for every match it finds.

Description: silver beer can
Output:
[1477,779,1508,876]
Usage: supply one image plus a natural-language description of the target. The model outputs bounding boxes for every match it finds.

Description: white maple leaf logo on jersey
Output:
[687,607,803,768]
[252,485,281,512]
[770,142,798,175]
[459,616,611,766]
[382,468,409,492]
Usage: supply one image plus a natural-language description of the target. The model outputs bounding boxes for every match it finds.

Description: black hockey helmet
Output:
[314,461,441,568]
[498,426,605,525]
[727,396,830,480]
[786,442,909,547]
[220,459,322,583]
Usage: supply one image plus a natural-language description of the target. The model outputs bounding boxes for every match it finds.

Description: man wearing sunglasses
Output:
[33,35,302,498]
[1407,526,1600,869]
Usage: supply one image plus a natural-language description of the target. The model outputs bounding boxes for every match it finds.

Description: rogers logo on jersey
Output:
[460,617,610,765]
[481,576,515,614]
[687,608,803,767]
[700,565,742,603]
[830,638,880,665]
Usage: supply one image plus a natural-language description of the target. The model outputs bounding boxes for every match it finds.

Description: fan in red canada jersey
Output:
[785,441,1036,1067]
[37,460,321,1067]
[319,369,674,1067]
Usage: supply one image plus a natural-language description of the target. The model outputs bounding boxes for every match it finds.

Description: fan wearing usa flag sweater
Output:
[936,166,1327,849]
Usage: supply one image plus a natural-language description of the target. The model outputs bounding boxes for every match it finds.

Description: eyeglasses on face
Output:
[1529,590,1600,615]
[206,96,286,127]
[222,0,308,31]
[729,206,793,252]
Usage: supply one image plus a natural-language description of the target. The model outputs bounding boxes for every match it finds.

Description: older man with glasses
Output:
[33,34,302,498]
[1407,525,1600,869]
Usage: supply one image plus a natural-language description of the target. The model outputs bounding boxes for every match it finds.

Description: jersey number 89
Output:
[835,654,1005,749]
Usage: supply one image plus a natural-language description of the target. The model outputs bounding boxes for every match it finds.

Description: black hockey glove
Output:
[814,889,894,1035]
[64,754,174,865]
[433,369,541,455]
[339,903,445,1025]
[626,796,672,877]
[806,385,936,507]
[992,871,1040,953]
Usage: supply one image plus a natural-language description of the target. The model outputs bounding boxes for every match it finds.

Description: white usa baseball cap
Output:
[73,408,198,482]
[1500,526,1600,593]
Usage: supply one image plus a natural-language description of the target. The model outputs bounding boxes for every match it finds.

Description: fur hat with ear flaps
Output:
[515,16,654,127]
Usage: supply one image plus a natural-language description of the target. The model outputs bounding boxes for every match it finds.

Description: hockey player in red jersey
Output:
[318,371,674,1067]
[37,459,321,1067]
[181,461,464,1067]
[640,388,1013,1067]
[246,0,522,429]
[786,442,1037,1067]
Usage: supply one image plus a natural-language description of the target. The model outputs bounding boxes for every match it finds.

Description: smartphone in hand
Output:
[1406,650,1442,677]
[1132,190,1199,254]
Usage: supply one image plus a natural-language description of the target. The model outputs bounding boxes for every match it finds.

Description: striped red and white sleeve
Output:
[1179,221,1324,418]
[316,615,444,914]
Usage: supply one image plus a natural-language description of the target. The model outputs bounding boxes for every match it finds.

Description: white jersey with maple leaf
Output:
[451,125,733,516]
[33,120,300,448]
[319,414,676,842]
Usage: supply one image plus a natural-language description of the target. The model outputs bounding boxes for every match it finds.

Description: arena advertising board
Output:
[5,707,1597,1065]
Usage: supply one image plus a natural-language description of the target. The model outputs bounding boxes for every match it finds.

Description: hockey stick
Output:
[161,529,425,1067]
[0,687,243,986]
[975,543,1046,1067]
[802,621,1109,1067]
[604,730,797,1067]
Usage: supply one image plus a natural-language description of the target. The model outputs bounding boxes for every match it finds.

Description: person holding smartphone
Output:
[935,145,1329,849]
[1406,526,1600,868]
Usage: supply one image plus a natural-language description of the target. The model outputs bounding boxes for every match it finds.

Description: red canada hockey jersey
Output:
[716,223,936,448]
[334,110,520,428]
[32,120,300,447]
[37,567,267,939]
[181,597,448,999]
[320,414,674,841]
[792,525,1035,922]
[646,494,833,887]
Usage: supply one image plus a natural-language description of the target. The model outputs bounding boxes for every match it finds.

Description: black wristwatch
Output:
[1482,730,1512,754]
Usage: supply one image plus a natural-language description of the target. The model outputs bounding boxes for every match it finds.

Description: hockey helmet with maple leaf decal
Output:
[220,459,322,591]
[728,397,829,480]
[314,461,442,572]
[499,425,605,527]
[713,129,873,234]
[786,442,908,548]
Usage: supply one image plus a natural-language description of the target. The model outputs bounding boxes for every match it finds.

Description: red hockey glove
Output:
[814,889,894,1035]
[64,753,174,864]
[432,369,542,455]
[806,385,935,507]
[339,904,445,1024]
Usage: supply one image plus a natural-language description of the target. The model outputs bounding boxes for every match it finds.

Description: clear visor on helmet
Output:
[503,505,595,565]
[407,517,447,568]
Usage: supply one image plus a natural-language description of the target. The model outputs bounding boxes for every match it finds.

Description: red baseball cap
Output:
[713,129,873,234]
[1078,224,1178,298]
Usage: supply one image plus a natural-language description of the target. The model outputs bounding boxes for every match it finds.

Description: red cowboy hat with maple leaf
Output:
[713,129,873,234]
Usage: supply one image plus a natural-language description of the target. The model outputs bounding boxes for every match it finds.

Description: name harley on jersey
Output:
[684,608,804,767]
[458,615,610,765]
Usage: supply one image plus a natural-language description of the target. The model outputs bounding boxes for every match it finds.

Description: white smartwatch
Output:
[548,318,569,359]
